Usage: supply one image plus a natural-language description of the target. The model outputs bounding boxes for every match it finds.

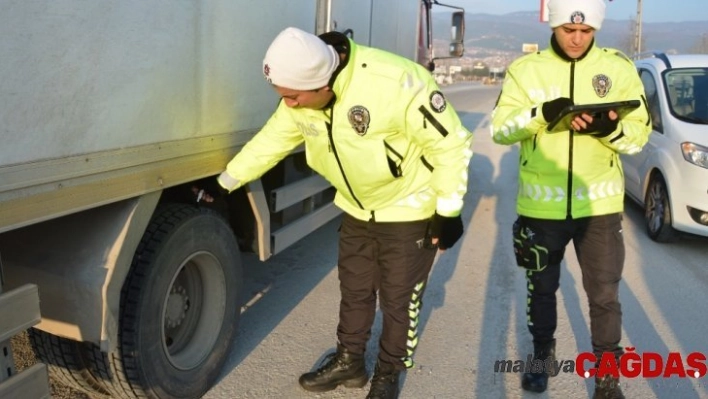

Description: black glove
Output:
[429,213,464,250]
[575,111,619,137]
[541,97,574,122]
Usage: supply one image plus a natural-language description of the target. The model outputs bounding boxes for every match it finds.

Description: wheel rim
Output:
[162,251,226,370]
[645,181,666,234]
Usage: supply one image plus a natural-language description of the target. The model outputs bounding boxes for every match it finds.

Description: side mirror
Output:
[450,11,465,57]
[449,43,464,58]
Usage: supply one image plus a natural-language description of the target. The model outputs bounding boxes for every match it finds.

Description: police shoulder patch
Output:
[429,90,447,113]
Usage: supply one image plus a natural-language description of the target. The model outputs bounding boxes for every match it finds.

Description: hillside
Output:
[434,11,708,56]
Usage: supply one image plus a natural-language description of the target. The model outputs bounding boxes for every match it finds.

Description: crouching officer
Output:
[216,27,473,398]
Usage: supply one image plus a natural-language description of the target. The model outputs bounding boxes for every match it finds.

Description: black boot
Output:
[593,375,625,399]
[298,345,368,392]
[521,339,556,393]
[366,361,400,399]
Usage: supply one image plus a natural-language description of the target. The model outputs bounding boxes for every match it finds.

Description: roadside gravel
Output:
[12,331,92,399]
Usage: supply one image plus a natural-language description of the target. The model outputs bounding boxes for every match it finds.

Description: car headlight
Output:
[681,142,708,169]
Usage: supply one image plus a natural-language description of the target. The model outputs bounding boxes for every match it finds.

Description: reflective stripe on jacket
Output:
[491,42,651,219]
[220,37,473,222]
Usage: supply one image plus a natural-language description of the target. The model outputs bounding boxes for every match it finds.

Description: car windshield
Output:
[664,68,708,124]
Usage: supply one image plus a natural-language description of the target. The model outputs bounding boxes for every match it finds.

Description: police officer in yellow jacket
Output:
[491,1,650,398]
[218,27,472,399]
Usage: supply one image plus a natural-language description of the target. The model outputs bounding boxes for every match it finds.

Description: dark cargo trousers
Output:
[336,213,437,370]
[521,213,625,357]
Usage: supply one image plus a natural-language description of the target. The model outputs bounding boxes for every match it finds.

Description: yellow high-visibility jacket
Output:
[219,34,473,222]
[491,39,651,220]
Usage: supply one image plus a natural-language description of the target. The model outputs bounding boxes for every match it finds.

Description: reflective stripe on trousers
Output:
[336,212,437,369]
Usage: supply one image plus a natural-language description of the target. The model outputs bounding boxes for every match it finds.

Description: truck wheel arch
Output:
[1,192,162,351]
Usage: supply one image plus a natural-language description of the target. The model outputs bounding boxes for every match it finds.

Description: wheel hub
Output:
[165,285,189,328]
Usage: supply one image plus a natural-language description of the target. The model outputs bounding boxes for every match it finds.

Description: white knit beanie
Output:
[548,0,606,30]
[262,27,340,90]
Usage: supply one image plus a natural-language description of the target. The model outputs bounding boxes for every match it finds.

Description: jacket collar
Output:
[319,31,358,106]
[550,33,596,62]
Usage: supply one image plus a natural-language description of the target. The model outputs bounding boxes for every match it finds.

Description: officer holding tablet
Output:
[491,0,650,398]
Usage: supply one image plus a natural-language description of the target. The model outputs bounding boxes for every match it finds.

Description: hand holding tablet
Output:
[546,100,641,133]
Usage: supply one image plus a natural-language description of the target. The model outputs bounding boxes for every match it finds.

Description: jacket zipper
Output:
[420,155,434,172]
[325,108,364,211]
[419,106,449,137]
[566,60,576,218]
[384,141,403,177]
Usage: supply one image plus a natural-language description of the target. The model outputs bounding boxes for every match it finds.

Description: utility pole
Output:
[633,0,643,55]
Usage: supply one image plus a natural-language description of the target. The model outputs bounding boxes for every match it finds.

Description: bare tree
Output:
[617,19,635,55]
[617,18,646,57]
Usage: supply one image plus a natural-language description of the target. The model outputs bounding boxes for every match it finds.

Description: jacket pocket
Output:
[384,141,403,178]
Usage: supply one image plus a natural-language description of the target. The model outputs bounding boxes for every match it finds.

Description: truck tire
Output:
[93,204,243,398]
[28,329,110,397]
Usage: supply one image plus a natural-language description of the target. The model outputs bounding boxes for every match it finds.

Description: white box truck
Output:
[0,1,464,398]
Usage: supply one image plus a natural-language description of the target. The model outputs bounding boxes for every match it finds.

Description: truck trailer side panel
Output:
[0,0,318,233]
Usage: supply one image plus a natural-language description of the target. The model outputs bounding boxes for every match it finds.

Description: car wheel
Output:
[644,175,680,242]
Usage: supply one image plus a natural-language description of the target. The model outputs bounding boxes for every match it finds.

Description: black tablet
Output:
[547,100,641,132]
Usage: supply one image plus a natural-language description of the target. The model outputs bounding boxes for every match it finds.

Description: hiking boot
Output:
[521,339,556,393]
[593,375,625,399]
[366,361,400,399]
[298,345,368,392]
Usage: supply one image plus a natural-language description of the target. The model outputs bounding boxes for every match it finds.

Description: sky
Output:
[455,0,708,23]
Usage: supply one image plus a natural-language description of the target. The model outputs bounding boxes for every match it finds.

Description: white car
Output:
[621,53,708,242]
